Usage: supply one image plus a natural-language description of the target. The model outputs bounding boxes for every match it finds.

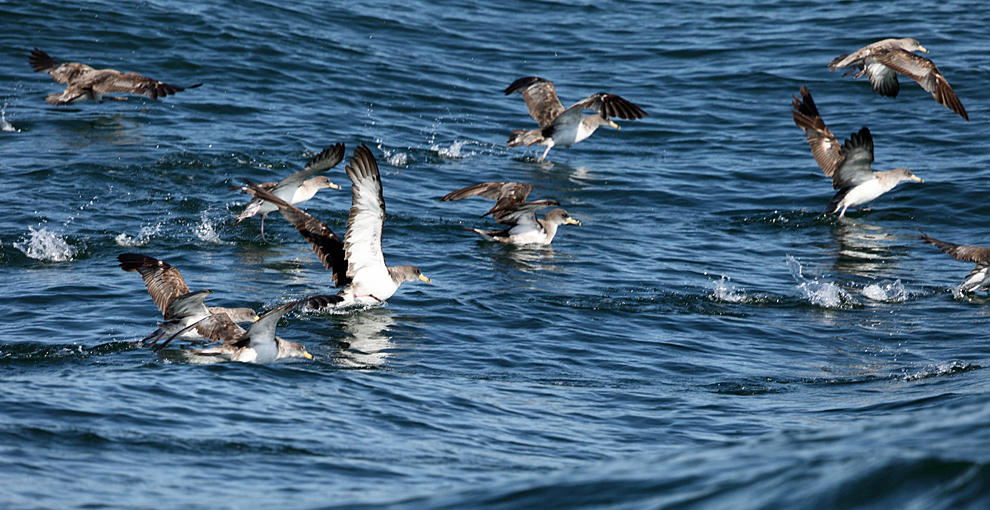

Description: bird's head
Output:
[308,176,342,190]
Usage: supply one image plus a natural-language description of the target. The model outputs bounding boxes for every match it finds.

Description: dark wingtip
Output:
[117,253,162,272]
[844,126,873,153]
[346,144,379,182]
[827,53,849,71]
[305,142,346,171]
[504,76,544,95]
[793,86,820,119]
[29,47,57,72]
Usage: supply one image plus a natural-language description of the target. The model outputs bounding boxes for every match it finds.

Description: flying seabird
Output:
[791,86,923,217]
[153,296,334,363]
[828,38,968,120]
[29,48,202,106]
[440,181,581,245]
[244,144,431,307]
[503,76,647,161]
[118,253,258,346]
[920,234,990,293]
[234,143,345,240]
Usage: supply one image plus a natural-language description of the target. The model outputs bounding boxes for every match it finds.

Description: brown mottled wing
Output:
[244,182,350,287]
[118,253,191,316]
[791,86,844,180]
[92,71,200,100]
[921,234,990,265]
[29,48,93,84]
[828,39,904,71]
[490,199,558,224]
[504,76,565,128]
[570,92,647,120]
[441,181,533,216]
[874,49,968,120]
[441,181,527,202]
[494,202,558,227]
[828,45,878,72]
[195,313,247,343]
[440,181,559,224]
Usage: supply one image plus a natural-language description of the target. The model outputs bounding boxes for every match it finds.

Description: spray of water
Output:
[14,226,76,262]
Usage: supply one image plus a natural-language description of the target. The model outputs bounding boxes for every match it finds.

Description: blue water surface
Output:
[2,0,990,508]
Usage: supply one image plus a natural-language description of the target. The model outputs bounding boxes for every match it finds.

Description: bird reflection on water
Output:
[333,308,396,369]
[480,241,575,279]
[830,216,901,278]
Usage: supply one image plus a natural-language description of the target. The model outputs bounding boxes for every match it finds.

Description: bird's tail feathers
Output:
[827,53,848,71]
[825,188,850,215]
[508,129,544,147]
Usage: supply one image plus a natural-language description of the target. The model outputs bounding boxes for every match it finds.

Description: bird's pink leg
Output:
[539,144,553,162]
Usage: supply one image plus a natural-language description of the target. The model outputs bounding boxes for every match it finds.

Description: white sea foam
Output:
[862,280,907,302]
[14,227,76,262]
[786,255,856,308]
[115,223,162,247]
[901,361,975,381]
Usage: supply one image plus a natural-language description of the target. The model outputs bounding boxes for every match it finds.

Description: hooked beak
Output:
[917,45,929,53]
[252,315,261,322]
[418,274,432,283]
[911,175,924,183]
[302,351,314,360]
[328,182,342,190]
[608,120,620,130]
[565,217,582,226]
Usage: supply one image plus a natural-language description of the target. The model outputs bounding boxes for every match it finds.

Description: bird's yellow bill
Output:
[329,182,342,190]
[418,274,432,283]
[252,315,261,322]
[911,175,924,183]
[608,120,620,130]
[918,45,929,53]
[566,218,582,226]
[302,351,314,360]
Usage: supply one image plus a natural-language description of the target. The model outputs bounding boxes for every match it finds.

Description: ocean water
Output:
[2,0,990,507]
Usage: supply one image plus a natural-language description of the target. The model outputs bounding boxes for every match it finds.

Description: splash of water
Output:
[709,274,749,303]
[1,104,20,133]
[862,280,907,302]
[431,140,476,159]
[786,255,856,308]
[374,139,411,167]
[115,223,162,247]
[14,226,76,262]
[387,152,409,167]
[951,286,967,300]
[194,210,227,244]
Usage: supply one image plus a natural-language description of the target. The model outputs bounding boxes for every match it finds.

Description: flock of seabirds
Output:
[26,38,990,363]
